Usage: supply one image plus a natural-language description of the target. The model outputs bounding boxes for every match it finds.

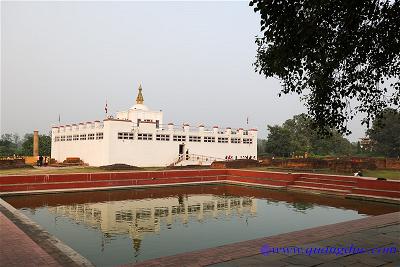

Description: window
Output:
[96,132,103,140]
[156,134,170,141]
[118,132,133,140]
[88,133,95,140]
[54,136,60,142]
[243,138,253,144]
[203,202,214,211]
[189,136,201,142]
[173,135,186,142]
[231,138,241,144]
[138,133,152,140]
[80,134,87,140]
[218,137,228,143]
[66,135,72,141]
[243,130,249,135]
[203,136,215,143]
[73,135,79,141]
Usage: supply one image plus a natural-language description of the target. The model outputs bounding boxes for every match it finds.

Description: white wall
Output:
[51,122,106,166]
[51,121,257,167]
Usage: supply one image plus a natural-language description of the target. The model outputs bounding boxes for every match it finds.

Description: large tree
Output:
[250,0,400,134]
[367,108,400,157]
[20,134,52,156]
[265,114,353,156]
[0,133,21,156]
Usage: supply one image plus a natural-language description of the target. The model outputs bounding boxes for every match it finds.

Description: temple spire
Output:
[136,84,144,104]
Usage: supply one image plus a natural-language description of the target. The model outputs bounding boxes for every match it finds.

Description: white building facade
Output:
[51,86,257,167]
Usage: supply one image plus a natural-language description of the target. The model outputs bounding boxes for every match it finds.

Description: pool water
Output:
[4,184,399,266]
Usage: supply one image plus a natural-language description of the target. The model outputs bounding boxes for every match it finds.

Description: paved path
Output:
[0,198,93,267]
[132,212,400,267]
[212,223,400,267]
[0,212,61,267]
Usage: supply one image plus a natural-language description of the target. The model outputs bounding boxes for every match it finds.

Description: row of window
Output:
[117,133,253,144]
[118,132,134,140]
[54,133,103,142]
[54,132,253,144]
[138,133,152,140]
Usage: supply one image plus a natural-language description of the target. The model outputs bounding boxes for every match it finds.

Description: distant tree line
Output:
[259,109,400,158]
[0,133,51,157]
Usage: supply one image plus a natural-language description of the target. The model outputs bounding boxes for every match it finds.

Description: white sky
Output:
[1,1,367,141]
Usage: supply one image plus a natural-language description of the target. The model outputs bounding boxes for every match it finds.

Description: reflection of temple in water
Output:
[48,194,256,255]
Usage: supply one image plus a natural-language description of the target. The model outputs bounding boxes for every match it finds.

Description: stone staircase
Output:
[169,154,225,167]
[350,187,400,199]
[288,174,400,199]
[288,175,356,195]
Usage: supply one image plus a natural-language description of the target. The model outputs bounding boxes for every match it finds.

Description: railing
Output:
[169,154,225,166]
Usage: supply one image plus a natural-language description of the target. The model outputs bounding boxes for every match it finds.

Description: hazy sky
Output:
[1,1,366,140]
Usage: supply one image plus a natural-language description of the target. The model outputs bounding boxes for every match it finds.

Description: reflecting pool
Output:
[4,184,399,266]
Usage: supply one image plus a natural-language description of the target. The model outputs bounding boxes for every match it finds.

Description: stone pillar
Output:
[33,130,39,156]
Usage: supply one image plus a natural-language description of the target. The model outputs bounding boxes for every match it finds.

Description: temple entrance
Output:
[179,144,185,155]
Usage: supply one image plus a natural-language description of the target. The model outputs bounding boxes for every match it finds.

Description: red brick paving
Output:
[0,211,61,267]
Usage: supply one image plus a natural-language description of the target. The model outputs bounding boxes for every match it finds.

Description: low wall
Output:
[211,159,260,169]
[0,159,30,170]
[0,169,399,201]
[386,158,400,170]
[259,157,400,171]
[24,156,38,165]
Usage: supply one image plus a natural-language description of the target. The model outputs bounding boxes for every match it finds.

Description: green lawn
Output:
[1,166,399,180]
[0,166,165,175]
[363,170,400,180]
[250,167,400,180]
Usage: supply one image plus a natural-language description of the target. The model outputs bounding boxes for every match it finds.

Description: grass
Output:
[363,170,400,180]
[249,167,400,180]
[0,165,399,180]
[0,166,166,175]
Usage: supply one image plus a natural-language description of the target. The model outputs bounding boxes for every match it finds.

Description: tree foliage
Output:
[367,108,400,157]
[0,133,51,156]
[250,0,400,134]
[265,114,354,156]
[21,134,52,156]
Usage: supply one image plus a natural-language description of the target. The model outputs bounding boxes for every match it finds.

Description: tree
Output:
[265,125,294,156]
[250,0,400,134]
[367,108,400,157]
[0,133,21,156]
[265,114,353,156]
[20,134,52,156]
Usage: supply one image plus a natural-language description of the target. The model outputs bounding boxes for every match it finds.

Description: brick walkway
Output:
[131,212,400,267]
[0,198,93,267]
[0,212,61,267]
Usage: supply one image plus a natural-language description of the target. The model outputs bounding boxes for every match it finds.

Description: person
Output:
[38,155,43,167]
[43,156,48,167]
[354,170,363,177]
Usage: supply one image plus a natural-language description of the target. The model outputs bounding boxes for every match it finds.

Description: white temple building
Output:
[51,86,257,167]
